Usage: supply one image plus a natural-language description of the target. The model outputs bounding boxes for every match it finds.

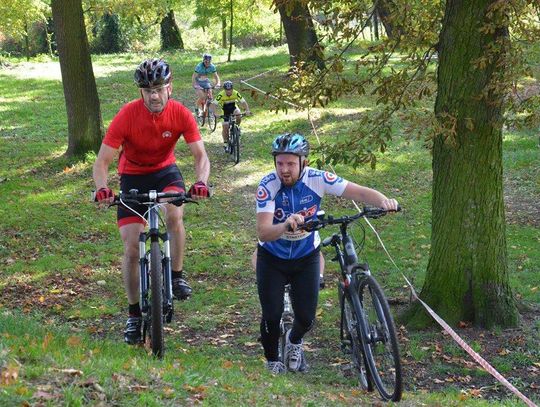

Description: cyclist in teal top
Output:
[192,53,220,116]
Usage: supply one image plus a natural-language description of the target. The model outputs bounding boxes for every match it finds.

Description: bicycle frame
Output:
[138,192,173,319]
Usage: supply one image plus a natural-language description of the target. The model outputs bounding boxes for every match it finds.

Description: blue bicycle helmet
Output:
[223,80,233,90]
[271,133,310,157]
[203,53,212,61]
[134,58,171,88]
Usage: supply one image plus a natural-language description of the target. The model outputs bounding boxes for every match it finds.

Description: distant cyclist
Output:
[192,53,220,117]
[213,81,251,152]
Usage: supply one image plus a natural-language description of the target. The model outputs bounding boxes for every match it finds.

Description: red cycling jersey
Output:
[103,99,201,175]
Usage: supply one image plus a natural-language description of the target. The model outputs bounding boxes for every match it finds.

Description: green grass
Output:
[1,46,538,406]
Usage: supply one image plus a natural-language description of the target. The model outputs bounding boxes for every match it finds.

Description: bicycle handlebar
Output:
[295,206,401,232]
[218,112,250,119]
[92,189,197,207]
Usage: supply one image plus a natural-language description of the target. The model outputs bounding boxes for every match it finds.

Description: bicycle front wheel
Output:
[150,241,164,358]
[339,282,373,391]
[231,125,240,164]
[355,274,402,401]
[195,108,204,127]
[208,112,217,132]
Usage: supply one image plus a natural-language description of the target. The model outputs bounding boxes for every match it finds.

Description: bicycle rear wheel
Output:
[339,282,373,391]
[355,274,402,401]
[231,125,240,164]
[208,112,217,132]
[150,240,164,358]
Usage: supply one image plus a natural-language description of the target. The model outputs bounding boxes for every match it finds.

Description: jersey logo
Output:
[300,195,313,204]
[274,208,286,222]
[298,204,317,218]
[260,173,277,186]
[281,192,289,207]
[256,185,270,207]
[162,131,172,138]
[308,169,323,178]
[323,171,341,185]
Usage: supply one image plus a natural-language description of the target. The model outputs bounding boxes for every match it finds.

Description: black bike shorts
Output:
[117,164,185,227]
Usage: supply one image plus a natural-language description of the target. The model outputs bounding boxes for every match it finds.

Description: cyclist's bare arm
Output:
[188,140,210,185]
[341,182,398,211]
[192,72,201,89]
[256,212,304,241]
[93,143,118,191]
[213,72,221,87]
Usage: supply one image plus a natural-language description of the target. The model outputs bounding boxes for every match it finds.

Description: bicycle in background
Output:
[300,207,403,401]
[219,113,248,165]
[195,85,219,132]
[109,189,196,358]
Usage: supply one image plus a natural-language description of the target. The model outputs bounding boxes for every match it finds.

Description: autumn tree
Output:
[281,0,539,328]
[0,0,50,60]
[273,0,325,69]
[51,0,103,156]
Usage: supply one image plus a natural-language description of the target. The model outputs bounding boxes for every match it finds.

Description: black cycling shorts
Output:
[222,103,237,122]
[117,164,185,227]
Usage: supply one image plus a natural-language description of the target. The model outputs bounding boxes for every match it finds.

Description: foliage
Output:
[90,12,127,54]
[0,0,49,41]
[192,0,280,48]
[275,0,540,166]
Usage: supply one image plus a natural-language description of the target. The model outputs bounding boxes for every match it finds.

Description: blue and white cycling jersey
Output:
[256,166,348,260]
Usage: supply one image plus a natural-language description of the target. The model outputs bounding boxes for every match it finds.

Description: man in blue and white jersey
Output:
[255,133,399,374]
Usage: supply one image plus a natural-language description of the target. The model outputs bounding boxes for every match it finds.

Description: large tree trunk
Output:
[375,0,397,40]
[410,0,518,328]
[275,0,325,69]
[160,10,184,50]
[51,0,103,157]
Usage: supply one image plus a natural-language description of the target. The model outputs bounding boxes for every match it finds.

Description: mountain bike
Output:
[110,189,196,358]
[278,283,293,363]
[220,113,247,165]
[300,207,403,401]
[195,85,218,132]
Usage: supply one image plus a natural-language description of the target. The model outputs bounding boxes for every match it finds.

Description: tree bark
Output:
[160,10,184,50]
[222,17,227,48]
[275,0,325,69]
[228,0,233,62]
[410,0,518,328]
[375,0,397,39]
[51,0,103,157]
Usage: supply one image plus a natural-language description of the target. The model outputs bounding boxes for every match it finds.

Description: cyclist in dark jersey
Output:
[213,81,251,152]
[255,133,398,374]
[93,58,211,345]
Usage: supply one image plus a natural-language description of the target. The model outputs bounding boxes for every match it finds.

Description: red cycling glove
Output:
[188,181,210,198]
[95,187,114,202]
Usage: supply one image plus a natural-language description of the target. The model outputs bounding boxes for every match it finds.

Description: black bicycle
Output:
[111,189,196,358]
[301,207,403,401]
[220,113,247,165]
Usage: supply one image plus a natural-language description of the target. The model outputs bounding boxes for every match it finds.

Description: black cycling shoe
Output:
[172,277,192,300]
[124,316,142,345]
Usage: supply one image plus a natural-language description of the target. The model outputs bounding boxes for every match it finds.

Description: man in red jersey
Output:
[93,58,210,345]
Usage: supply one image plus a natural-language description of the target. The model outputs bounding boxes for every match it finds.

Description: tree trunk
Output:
[276,0,325,69]
[372,9,379,41]
[222,17,227,48]
[160,10,184,50]
[409,0,518,328]
[51,0,103,157]
[228,0,233,62]
[375,0,396,39]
